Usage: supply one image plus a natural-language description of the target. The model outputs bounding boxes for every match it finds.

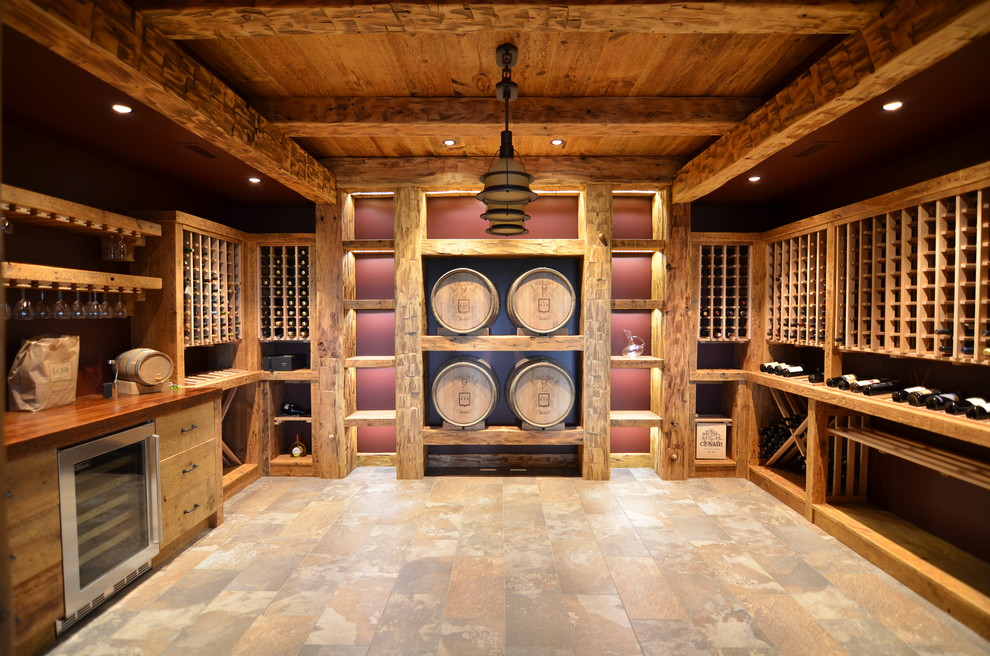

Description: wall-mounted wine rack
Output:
[767,229,827,347]
[835,188,988,364]
[698,244,750,342]
[259,245,311,341]
[182,230,241,346]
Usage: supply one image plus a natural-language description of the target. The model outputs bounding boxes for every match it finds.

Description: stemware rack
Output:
[259,245,311,341]
[767,229,828,346]
[834,188,988,363]
[697,243,750,342]
[182,230,242,346]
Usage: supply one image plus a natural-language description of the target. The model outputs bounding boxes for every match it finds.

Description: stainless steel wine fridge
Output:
[57,421,162,633]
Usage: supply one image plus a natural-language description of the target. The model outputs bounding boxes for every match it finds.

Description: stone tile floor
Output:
[51,468,989,655]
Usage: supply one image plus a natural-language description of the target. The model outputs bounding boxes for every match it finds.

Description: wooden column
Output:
[805,399,832,520]
[314,202,351,478]
[581,185,613,480]
[738,240,771,476]
[0,215,12,656]
[660,203,692,479]
[651,188,670,473]
[823,224,843,378]
[394,188,426,479]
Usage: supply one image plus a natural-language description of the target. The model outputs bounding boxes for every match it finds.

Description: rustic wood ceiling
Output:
[3,1,990,206]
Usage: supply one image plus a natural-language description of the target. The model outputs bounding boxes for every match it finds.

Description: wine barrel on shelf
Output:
[430,268,500,334]
[505,356,575,428]
[116,348,174,386]
[506,267,576,335]
[431,356,500,427]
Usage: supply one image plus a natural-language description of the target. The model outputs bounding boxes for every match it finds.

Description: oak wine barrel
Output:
[432,356,500,427]
[506,267,575,335]
[431,268,500,334]
[505,356,575,428]
[116,348,174,386]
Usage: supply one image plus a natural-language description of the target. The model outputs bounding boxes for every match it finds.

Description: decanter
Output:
[621,329,645,358]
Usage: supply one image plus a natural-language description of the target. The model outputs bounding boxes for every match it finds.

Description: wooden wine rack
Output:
[182,230,242,346]
[767,229,827,346]
[698,243,750,342]
[835,188,988,364]
[259,245,312,341]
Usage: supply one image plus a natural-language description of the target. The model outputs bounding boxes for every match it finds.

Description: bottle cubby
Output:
[698,243,750,342]
[182,229,241,347]
[767,229,827,347]
[258,244,311,341]
[834,188,988,364]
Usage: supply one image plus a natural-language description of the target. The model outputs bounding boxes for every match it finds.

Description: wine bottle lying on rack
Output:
[925,391,964,411]
[892,386,933,403]
[847,378,885,392]
[826,374,856,388]
[945,396,988,416]
[759,362,785,373]
[907,388,941,406]
[807,372,825,384]
[967,401,990,420]
[860,380,904,396]
[779,364,815,377]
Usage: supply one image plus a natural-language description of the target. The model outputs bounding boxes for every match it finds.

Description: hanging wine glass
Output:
[36,289,52,320]
[70,290,85,319]
[113,293,129,318]
[85,291,101,318]
[52,290,69,319]
[14,288,35,320]
[1,299,11,320]
[98,292,112,319]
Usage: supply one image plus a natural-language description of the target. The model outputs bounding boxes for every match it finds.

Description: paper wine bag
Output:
[7,335,80,412]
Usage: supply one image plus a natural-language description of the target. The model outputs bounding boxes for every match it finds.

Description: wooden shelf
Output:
[697,243,750,341]
[269,454,315,477]
[813,503,990,641]
[610,355,664,369]
[344,239,395,253]
[690,368,748,382]
[2,184,161,243]
[258,243,311,340]
[2,262,161,293]
[748,464,806,516]
[421,239,585,257]
[344,299,395,310]
[421,334,584,351]
[344,409,396,427]
[767,229,827,346]
[183,369,263,390]
[344,356,396,368]
[609,410,663,427]
[222,463,259,498]
[264,369,318,381]
[749,371,990,449]
[611,238,666,252]
[611,298,666,311]
[272,415,313,424]
[423,425,584,446]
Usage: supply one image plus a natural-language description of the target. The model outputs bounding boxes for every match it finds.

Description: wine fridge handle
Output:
[149,433,162,546]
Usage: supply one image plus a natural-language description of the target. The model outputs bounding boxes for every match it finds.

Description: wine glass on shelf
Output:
[70,290,85,319]
[85,291,101,319]
[36,289,52,320]
[14,288,35,320]
[98,293,112,319]
[52,290,69,319]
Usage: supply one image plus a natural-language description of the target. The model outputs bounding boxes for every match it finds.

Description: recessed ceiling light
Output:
[442,139,456,146]
[748,176,762,182]
[882,100,904,111]
[248,177,261,184]
[550,138,565,146]
[112,104,133,114]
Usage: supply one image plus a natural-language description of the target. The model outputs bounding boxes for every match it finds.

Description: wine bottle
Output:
[891,386,928,403]
[807,372,825,384]
[907,388,941,406]
[848,378,883,392]
[759,361,784,373]
[291,434,307,458]
[860,380,903,396]
[780,365,812,377]
[945,396,987,415]
[966,401,990,420]
[826,374,856,388]
[926,391,963,411]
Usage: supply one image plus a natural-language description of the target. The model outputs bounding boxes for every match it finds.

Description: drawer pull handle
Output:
[5,491,12,498]
[182,463,200,474]
[180,424,199,433]
[9,554,16,561]
[183,503,201,515]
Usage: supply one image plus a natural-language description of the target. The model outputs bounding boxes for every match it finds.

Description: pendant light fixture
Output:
[478,43,537,236]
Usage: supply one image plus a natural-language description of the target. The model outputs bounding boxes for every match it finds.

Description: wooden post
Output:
[805,399,831,520]
[823,224,842,377]
[581,184,612,480]
[660,203,692,479]
[0,188,13,656]
[739,240,770,476]
[314,202,351,478]
[394,188,426,479]
[651,188,669,472]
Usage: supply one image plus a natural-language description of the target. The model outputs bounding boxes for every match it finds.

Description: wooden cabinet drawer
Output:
[157,401,216,459]
[161,438,216,494]
[161,474,217,546]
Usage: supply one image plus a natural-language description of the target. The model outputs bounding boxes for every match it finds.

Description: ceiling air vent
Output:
[792,141,836,158]
[181,142,223,159]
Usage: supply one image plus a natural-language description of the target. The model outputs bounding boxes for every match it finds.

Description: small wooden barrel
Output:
[116,348,174,386]
[505,356,575,428]
[432,356,499,427]
[431,268,500,335]
[506,267,575,335]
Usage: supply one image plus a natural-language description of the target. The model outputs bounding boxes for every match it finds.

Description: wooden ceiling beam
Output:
[323,156,683,190]
[258,96,759,138]
[3,0,336,204]
[135,1,885,39]
[673,0,990,203]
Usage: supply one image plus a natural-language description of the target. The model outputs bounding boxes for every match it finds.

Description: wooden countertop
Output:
[4,387,220,456]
